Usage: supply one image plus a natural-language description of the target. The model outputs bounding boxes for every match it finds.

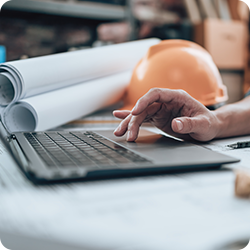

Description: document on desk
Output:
[0,38,160,133]
[200,135,250,170]
[1,171,250,250]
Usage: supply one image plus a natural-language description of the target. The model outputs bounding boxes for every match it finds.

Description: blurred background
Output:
[0,0,249,103]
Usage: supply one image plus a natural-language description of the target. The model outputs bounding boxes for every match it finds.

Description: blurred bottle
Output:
[0,46,6,63]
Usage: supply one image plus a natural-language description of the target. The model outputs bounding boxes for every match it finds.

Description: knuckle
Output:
[148,88,164,101]
[177,89,188,97]
[186,118,194,131]
[149,87,158,92]
[203,116,212,130]
[148,88,161,95]
[128,118,138,130]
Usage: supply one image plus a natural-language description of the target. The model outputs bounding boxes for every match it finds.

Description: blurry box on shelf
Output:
[192,0,249,70]
[194,18,248,70]
[0,46,6,63]
[183,0,248,103]
[195,18,247,103]
[226,0,250,99]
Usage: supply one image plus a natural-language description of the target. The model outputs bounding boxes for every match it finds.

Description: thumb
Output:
[172,117,200,135]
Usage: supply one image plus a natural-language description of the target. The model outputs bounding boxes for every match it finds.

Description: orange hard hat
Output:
[122,39,228,110]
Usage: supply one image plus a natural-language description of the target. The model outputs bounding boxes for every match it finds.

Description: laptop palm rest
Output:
[96,129,239,168]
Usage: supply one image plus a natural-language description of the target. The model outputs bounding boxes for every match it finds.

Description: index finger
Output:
[131,88,187,116]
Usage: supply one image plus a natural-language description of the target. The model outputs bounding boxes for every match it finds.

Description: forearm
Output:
[214,96,250,138]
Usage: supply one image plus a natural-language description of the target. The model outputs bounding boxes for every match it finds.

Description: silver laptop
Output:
[0,121,239,183]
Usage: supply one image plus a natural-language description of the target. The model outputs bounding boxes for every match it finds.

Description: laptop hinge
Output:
[9,135,29,169]
[0,120,10,140]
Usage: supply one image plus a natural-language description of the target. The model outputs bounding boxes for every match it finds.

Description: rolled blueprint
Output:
[0,38,161,132]
[2,71,131,132]
[0,38,160,106]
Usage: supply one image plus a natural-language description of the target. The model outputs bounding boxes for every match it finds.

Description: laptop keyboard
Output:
[24,131,150,169]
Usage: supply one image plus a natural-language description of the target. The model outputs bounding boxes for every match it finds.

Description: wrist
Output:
[212,107,231,139]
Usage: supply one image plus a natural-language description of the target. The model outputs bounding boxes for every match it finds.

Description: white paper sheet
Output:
[0,168,250,250]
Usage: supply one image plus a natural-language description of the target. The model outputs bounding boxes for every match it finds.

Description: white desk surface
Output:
[0,126,250,250]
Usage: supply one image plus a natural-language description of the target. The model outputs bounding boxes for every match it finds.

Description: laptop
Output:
[0,121,239,184]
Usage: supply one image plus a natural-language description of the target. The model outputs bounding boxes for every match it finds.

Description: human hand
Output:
[113,88,220,142]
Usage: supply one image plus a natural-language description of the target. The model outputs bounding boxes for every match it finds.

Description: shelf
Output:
[3,0,127,20]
